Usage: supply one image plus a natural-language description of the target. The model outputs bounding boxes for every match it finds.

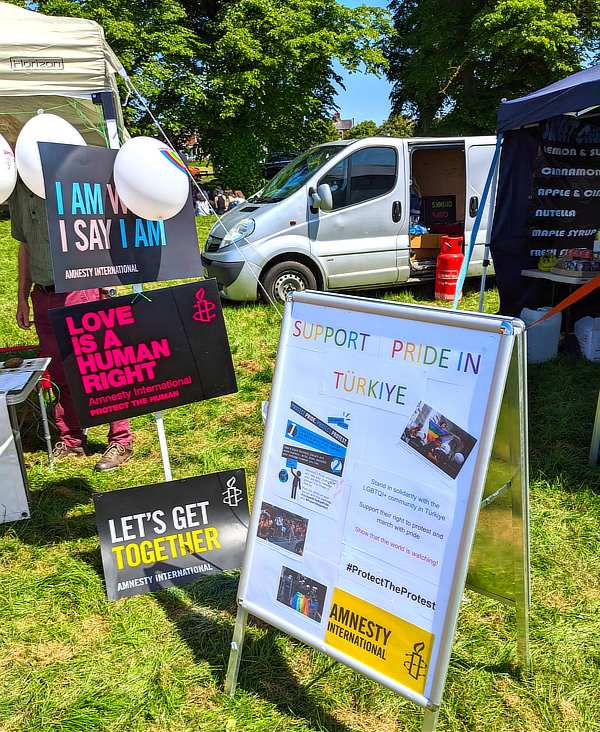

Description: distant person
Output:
[227,189,246,210]
[213,185,227,215]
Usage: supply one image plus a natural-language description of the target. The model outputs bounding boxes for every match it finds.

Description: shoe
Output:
[94,442,133,472]
[52,440,90,460]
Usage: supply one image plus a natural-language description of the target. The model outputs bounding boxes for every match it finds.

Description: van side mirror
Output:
[309,184,334,212]
[317,184,333,212]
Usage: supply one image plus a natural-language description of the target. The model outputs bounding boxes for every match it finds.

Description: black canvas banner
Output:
[93,470,249,600]
[525,116,600,259]
[49,279,237,427]
[39,142,203,292]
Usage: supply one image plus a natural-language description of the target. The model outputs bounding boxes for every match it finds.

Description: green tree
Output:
[184,0,392,191]
[376,113,414,137]
[344,120,379,139]
[385,0,600,136]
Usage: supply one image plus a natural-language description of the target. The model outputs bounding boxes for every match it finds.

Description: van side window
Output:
[318,147,397,210]
[319,158,348,209]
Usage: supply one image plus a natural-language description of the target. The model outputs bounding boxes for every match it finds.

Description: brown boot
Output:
[52,440,90,460]
[94,442,133,472]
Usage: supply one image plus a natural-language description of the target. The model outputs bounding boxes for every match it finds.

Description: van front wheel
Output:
[260,261,317,304]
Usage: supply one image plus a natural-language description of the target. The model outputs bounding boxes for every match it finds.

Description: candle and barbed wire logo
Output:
[222,476,243,507]
[193,288,216,322]
[404,642,428,681]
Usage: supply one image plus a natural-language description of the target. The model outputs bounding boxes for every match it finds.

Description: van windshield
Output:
[249,145,346,203]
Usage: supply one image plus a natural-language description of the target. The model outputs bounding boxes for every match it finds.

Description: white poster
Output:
[240,295,508,705]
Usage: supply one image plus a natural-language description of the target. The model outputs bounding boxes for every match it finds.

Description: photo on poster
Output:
[257,502,309,557]
[399,402,477,480]
[275,398,353,519]
[276,566,328,623]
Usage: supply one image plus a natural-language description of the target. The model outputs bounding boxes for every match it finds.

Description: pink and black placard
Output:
[49,279,237,427]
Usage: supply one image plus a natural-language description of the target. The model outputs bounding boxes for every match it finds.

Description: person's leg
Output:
[32,286,89,450]
[107,419,133,445]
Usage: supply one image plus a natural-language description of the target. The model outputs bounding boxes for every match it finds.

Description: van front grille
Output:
[205,235,222,252]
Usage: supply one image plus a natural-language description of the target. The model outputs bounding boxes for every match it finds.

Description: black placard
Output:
[93,470,249,600]
[421,195,456,226]
[49,279,237,427]
[525,116,600,259]
[39,142,203,292]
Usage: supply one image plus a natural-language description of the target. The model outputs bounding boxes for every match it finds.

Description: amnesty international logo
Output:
[404,642,428,680]
[324,587,434,695]
[222,476,243,507]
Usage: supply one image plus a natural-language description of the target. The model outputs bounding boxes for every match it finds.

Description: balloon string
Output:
[132,291,152,304]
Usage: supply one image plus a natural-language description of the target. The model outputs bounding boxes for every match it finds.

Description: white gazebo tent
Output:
[0,1,125,146]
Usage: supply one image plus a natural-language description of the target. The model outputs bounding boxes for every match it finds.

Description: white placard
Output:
[239,294,513,707]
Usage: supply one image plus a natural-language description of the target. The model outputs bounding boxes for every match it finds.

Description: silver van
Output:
[201,136,497,302]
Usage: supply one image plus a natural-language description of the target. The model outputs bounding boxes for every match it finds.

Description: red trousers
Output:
[32,285,132,448]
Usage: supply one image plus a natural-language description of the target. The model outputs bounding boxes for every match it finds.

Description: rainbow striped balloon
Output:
[160,148,187,174]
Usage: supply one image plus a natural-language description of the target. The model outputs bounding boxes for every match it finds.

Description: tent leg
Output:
[478,245,491,312]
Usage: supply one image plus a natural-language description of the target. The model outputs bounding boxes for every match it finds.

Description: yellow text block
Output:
[325,587,434,695]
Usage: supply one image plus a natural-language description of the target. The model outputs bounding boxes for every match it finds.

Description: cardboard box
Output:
[410,234,442,249]
[574,316,600,361]
[411,247,440,261]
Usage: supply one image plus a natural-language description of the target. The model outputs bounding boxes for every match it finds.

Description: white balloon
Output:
[0,133,17,203]
[15,113,86,198]
[113,137,190,220]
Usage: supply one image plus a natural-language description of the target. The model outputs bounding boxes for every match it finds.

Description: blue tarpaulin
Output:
[490,65,600,316]
[497,65,600,133]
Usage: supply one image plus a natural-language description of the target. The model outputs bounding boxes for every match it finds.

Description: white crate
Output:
[574,316,600,361]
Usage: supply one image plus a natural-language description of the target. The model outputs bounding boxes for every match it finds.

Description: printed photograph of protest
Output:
[399,401,477,480]
[257,502,309,556]
[276,566,327,623]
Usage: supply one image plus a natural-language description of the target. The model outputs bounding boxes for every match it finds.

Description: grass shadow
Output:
[1,475,98,546]
[155,575,355,732]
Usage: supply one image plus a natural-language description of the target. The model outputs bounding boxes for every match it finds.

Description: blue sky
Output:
[332,0,393,126]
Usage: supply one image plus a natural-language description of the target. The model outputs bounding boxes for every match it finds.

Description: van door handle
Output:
[469,196,479,217]
[392,201,402,222]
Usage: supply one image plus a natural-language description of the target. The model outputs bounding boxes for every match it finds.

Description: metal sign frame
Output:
[227,291,529,730]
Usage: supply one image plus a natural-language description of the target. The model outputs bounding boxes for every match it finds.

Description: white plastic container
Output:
[574,316,600,361]
[520,307,562,364]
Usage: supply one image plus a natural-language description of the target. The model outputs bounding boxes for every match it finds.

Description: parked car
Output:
[202,136,498,303]
[261,152,299,180]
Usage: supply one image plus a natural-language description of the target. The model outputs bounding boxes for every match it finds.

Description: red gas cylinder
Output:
[435,236,464,301]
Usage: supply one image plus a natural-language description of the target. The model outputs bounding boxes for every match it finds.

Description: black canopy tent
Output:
[489,65,600,316]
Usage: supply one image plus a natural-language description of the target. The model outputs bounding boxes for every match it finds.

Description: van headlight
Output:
[222,218,256,247]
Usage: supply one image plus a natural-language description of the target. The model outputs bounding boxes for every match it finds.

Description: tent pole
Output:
[452,133,503,310]
[92,90,120,149]
[478,244,491,312]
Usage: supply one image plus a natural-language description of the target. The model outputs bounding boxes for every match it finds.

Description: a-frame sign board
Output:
[227,291,529,731]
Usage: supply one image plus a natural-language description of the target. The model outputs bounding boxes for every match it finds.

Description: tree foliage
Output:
[344,120,379,139]
[385,0,600,135]
[377,113,414,137]
[13,0,392,192]
[185,0,392,191]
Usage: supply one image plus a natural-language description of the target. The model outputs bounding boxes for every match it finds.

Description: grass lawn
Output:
[1,217,599,731]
